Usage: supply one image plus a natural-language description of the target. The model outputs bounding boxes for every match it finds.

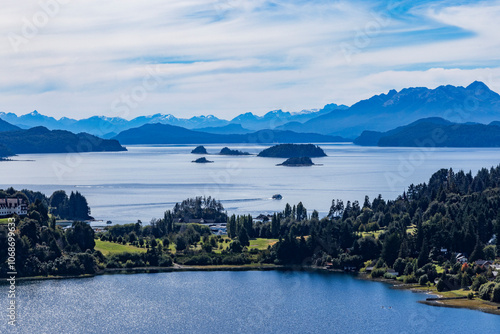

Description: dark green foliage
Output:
[257,144,326,158]
[478,282,495,300]
[49,190,92,220]
[172,196,227,223]
[436,279,446,292]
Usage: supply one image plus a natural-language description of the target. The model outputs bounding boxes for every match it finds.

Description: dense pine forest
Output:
[1,165,500,303]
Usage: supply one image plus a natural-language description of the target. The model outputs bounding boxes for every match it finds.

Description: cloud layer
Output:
[1,0,500,119]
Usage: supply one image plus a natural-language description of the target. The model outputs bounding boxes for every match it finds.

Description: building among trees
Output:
[0,198,27,217]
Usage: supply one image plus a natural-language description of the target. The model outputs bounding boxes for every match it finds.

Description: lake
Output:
[1,270,499,333]
[2,144,500,225]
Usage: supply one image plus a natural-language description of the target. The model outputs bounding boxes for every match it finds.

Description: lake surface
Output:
[1,270,499,333]
[2,144,500,225]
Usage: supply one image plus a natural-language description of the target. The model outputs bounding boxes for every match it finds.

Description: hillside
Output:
[195,124,251,134]
[112,123,348,144]
[0,119,21,132]
[0,127,126,156]
[355,117,500,147]
[258,144,327,158]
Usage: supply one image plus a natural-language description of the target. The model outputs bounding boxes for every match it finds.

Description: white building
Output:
[0,198,28,217]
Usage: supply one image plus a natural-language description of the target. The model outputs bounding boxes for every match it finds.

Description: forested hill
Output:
[354,117,500,147]
[266,165,500,275]
[0,126,126,157]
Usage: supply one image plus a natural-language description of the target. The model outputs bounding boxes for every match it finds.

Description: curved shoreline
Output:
[3,265,499,316]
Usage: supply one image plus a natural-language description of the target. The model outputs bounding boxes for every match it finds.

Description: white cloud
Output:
[0,0,500,120]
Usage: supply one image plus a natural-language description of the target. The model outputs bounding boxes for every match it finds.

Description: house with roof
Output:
[474,260,493,268]
[0,198,27,217]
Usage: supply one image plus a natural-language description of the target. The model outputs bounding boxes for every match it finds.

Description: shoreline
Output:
[2,265,499,316]
[355,272,500,316]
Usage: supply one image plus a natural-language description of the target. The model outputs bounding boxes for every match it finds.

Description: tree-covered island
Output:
[258,144,326,158]
[219,147,250,155]
[277,157,316,166]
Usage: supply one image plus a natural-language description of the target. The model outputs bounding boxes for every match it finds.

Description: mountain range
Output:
[112,123,348,145]
[354,117,500,147]
[0,104,347,138]
[278,81,500,137]
[1,81,500,140]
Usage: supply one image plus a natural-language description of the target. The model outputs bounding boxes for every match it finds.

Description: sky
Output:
[1,0,500,120]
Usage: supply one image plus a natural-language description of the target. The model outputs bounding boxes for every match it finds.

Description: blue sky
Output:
[1,0,500,120]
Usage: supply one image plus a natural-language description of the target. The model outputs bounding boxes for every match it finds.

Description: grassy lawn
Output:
[249,238,278,250]
[94,240,147,256]
[406,224,417,235]
[0,218,11,225]
[360,230,384,239]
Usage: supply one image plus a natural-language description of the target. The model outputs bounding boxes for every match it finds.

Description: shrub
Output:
[478,282,495,301]
[383,272,396,280]
[419,274,429,286]
[184,255,212,266]
[436,279,446,292]
[403,274,418,284]
[491,283,500,303]
[370,268,386,278]
[159,255,173,267]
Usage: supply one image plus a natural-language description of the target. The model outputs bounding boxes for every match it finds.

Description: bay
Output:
[2,144,500,225]
[1,271,499,333]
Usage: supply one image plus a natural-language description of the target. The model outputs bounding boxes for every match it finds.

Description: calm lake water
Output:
[1,270,499,333]
[2,144,500,225]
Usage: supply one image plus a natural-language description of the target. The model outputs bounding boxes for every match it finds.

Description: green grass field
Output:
[94,240,147,256]
[249,238,278,250]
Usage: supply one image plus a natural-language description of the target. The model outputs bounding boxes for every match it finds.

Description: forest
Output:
[1,165,500,303]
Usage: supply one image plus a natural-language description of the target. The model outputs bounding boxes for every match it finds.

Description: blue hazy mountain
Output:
[280,81,500,137]
[194,124,252,134]
[354,117,500,147]
[3,82,500,138]
[232,104,347,131]
[112,123,349,144]
[0,126,126,157]
[0,106,346,137]
[0,119,21,132]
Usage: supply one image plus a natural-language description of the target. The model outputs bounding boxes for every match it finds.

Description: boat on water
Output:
[272,194,282,200]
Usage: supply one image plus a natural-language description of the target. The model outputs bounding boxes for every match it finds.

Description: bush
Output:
[158,255,173,267]
[403,274,418,284]
[478,282,495,301]
[184,255,213,266]
[436,279,446,292]
[370,268,386,278]
[491,283,500,303]
[419,274,429,286]
[467,292,474,299]
[383,272,396,280]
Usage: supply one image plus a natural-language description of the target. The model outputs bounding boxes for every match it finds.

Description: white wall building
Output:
[0,198,28,217]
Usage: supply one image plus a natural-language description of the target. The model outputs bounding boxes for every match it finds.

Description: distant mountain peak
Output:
[466,81,490,91]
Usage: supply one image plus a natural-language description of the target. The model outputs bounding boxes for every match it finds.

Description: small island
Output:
[191,145,208,154]
[192,157,213,163]
[257,144,327,158]
[219,147,250,155]
[277,157,316,166]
